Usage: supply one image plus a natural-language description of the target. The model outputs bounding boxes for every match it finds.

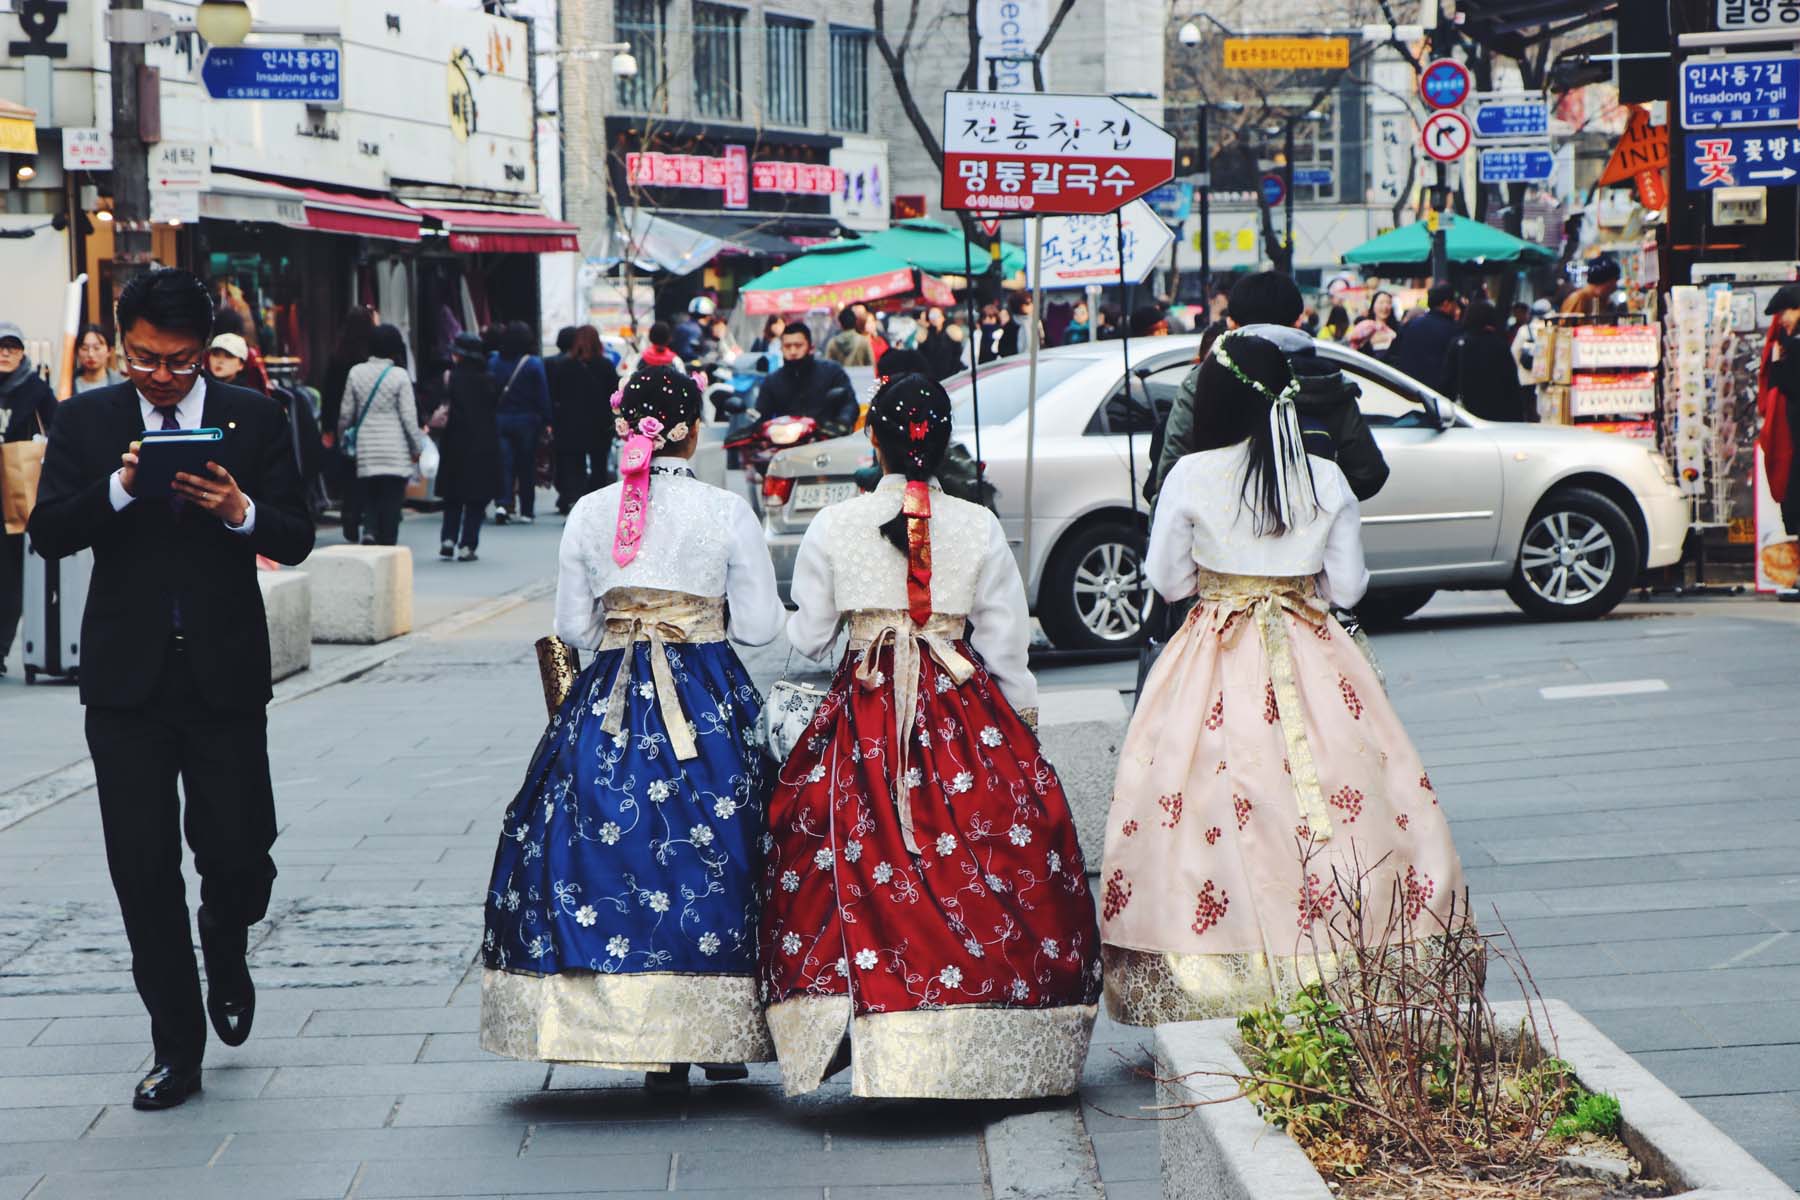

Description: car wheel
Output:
[1038,521,1150,651]
[1506,487,1640,621]
[1356,588,1435,629]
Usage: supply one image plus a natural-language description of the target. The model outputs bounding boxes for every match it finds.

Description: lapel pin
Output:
[227,421,238,430]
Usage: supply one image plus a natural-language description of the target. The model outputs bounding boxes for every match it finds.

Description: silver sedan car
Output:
[760,334,1690,650]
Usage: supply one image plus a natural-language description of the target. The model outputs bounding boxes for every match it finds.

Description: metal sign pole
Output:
[1116,208,1141,565]
[1022,216,1046,580]
[962,235,984,482]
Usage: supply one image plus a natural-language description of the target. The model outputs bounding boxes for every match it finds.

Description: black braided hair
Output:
[866,372,954,556]
[616,365,700,440]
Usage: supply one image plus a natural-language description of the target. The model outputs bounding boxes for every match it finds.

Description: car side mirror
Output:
[1427,394,1455,430]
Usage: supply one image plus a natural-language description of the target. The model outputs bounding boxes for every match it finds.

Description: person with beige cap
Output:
[205,333,253,390]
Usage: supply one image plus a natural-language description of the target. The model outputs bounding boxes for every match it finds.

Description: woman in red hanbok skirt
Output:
[758,373,1100,1099]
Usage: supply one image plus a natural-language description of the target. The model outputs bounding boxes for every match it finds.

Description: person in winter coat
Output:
[1759,285,1800,592]
[918,307,964,379]
[0,319,56,673]
[1150,272,1389,505]
[550,324,621,514]
[824,306,874,366]
[319,305,378,539]
[755,323,859,431]
[1446,301,1523,421]
[489,321,552,525]
[1389,283,1463,393]
[337,324,424,546]
[638,322,680,370]
[436,333,502,561]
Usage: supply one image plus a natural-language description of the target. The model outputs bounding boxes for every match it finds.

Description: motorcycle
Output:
[723,413,830,517]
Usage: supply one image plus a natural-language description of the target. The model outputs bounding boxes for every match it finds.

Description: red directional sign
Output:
[941,91,1176,216]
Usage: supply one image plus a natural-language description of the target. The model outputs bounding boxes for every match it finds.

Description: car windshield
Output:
[945,359,1090,428]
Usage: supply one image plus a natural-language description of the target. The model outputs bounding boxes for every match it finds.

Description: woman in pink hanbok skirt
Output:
[1100,332,1465,1026]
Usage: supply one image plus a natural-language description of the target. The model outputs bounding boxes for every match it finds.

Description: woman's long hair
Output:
[867,373,954,559]
[569,324,604,363]
[1195,332,1317,536]
[332,306,377,366]
[368,324,409,372]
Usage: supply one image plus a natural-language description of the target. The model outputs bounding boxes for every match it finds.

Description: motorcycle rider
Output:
[753,322,858,434]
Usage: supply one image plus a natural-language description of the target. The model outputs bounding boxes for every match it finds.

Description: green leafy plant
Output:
[1237,983,1355,1144]
[1549,1091,1622,1140]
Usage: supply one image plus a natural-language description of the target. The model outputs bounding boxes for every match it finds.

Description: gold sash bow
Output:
[849,610,975,854]
[597,590,726,762]
[1191,572,1335,844]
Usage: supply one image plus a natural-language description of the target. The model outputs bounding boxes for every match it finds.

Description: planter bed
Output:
[1153,999,1796,1200]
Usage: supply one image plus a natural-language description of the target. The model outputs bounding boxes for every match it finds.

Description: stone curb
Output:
[1151,999,1799,1200]
[0,575,556,834]
[983,1106,1106,1200]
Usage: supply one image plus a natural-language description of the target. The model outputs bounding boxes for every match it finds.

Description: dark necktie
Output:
[159,407,185,632]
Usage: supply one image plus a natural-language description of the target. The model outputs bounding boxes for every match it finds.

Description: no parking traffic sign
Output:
[1419,59,1473,110]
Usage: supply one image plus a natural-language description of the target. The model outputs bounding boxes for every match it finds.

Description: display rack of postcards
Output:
[1663,285,1759,530]
[1533,313,1660,440]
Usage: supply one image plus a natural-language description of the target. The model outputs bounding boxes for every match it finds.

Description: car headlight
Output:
[1645,447,1677,486]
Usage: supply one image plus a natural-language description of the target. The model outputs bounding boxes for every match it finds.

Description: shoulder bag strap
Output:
[347,365,396,436]
[498,357,528,402]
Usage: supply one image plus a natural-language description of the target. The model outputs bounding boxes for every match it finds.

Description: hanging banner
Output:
[978,0,1048,93]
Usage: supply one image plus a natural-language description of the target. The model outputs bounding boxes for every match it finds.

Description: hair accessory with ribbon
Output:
[1209,332,1318,530]
[902,481,933,626]
[612,433,655,566]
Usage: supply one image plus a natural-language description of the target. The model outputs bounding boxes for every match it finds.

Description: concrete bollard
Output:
[305,545,414,645]
[256,569,312,681]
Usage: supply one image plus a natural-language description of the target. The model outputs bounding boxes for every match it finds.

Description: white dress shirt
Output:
[1147,442,1369,609]
[108,377,256,534]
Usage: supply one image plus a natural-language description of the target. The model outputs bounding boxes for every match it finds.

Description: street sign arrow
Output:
[1749,166,1800,181]
[1027,199,1175,288]
[941,91,1176,216]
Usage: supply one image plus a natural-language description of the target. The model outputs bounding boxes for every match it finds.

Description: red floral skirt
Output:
[757,636,1100,1098]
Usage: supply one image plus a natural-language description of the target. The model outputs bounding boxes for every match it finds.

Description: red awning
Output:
[413,207,581,254]
[294,187,423,242]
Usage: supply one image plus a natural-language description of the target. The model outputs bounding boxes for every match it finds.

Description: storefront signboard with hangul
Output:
[940,91,1175,215]
[1569,325,1662,369]
[62,128,112,172]
[148,141,209,190]
[201,46,342,104]
[1718,0,1800,30]
[1027,198,1174,288]
[1683,130,1800,189]
[1679,54,1800,130]
[149,187,200,225]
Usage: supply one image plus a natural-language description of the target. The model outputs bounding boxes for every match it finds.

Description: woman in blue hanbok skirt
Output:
[480,367,785,1089]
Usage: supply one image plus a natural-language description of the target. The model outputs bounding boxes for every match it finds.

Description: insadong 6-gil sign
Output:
[941,91,1175,216]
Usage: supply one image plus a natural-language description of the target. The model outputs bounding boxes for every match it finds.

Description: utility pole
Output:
[1428,5,1453,286]
[1197,103,1211,307]
[108,0,154,300]
[1283,121,1296,276]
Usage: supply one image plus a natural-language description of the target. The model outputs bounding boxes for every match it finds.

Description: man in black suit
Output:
[28,269,314,1110]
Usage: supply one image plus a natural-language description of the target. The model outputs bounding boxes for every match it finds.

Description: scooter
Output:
[723,413,824,517]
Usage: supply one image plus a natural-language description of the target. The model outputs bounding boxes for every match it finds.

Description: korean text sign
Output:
[941,91,1175,216]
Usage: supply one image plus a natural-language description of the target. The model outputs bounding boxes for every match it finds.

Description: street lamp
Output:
[194,0,254,47]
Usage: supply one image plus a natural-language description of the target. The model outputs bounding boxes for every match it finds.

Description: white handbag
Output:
[756,678,827,763]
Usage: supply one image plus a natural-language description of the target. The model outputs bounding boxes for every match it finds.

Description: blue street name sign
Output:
[1292,166,1333,187]
[1683,129,1800,189]
[201,46,341,103]
[1145,181,1194,223]
[1260,173,1286,207]
[1478,147,1556,184]
[1679,54,1800,129]
[1473,99,1549,139]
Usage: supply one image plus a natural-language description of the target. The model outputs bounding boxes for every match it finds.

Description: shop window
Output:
[617,0,669,112]
[693,3,745,121]
[830,27,870,134]
[765,15,811,127]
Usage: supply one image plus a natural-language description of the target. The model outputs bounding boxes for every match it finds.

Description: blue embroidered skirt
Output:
[479,637,776,1067]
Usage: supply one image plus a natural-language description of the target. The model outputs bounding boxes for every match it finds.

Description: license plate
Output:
[792,481,859,510]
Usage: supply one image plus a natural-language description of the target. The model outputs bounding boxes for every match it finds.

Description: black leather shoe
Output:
[133,1062,202,1110]
[199,914,255,1047]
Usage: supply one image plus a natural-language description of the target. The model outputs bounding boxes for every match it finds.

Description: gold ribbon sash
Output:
[1190,571,1335,844]
[597,588,726,762]
[848,609,975,854]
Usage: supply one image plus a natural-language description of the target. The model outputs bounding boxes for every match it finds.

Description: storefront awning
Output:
[674,214,834,258]
[204,173,422,241]
[298,188,423,242]
[411,208,580,254]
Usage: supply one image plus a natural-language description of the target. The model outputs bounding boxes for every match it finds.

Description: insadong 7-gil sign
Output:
[941,91,1176,216]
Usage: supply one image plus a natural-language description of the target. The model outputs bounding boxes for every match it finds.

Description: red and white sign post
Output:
[940,90,1175,575]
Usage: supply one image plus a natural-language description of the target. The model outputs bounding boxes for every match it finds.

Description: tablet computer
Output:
[135,428,224,499]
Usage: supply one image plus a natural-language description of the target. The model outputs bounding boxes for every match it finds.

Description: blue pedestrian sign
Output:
[1145,182,1194,223]
[1292,166,1333,187]
[1679,54,1800,129]
[1473,99,1549,139]
[202,46,342,103]
[1260,173,1286,207]
[1478,147,1556,184]
[1419,58,1473,110]
[1683,130,1800,189]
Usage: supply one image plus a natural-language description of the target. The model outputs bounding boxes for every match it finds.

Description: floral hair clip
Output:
[609,388,625,411]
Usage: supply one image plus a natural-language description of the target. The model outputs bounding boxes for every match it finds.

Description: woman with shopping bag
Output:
[334,325,423,547]
[0,320,57,674]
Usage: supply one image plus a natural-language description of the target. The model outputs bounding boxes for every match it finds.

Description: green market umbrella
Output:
[739,240,957,315]
[861,219,1027,277]
[1342,216,1555,270]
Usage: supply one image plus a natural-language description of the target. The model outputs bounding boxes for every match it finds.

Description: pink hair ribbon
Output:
[612,433,655,566]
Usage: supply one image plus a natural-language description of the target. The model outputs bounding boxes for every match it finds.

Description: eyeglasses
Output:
[121,350,205,377]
